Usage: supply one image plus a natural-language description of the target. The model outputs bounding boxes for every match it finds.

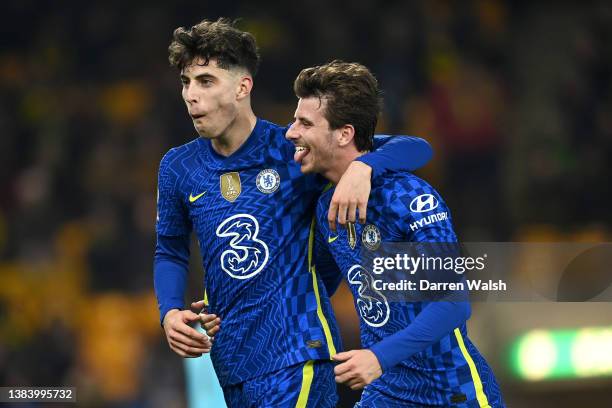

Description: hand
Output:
[199,313,221,338]
[189,300,221,338]
[190,299,206,313]
[162,309,212,358]
[328,161,372,232]
[332,349,382,390]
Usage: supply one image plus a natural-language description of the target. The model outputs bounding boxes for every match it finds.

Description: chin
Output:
[299,165,312,174]
[194,125,216,139]
[300,161,317,174]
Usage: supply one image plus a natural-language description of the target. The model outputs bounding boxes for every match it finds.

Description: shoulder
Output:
[160,138,201,170]
[375,172,442,200]
[157,139,202,195]
[259,119,287,134]
[372,173,457,241]
[373,172,450,216]
[255,119,287,143]
[258,119,294,160]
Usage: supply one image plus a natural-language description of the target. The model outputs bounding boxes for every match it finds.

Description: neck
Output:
[324,149,367,184]
[210,109,257,157]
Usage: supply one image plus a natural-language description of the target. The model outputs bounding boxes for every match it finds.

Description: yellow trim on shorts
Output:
[308,216,337,357]
[454,328,491,408]
[295,360,315,408]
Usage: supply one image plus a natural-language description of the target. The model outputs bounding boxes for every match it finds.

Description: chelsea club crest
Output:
[256,169,280,194]
[362,224,381,251]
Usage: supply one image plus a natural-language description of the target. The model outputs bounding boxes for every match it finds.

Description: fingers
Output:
[337,201,348,228]
[328,195,366,230]
[332,350,374,388]
[164,310,208,341]
[191,300,206,311]
[334,362,353,378]
[331,161,372,229]
[335,367,367,388]
[333,351,355,379]
[335,368,357,384]
[200,314,221,337]
[334,350,357,360]
[199,313,218,326]
[164,310,215,358]
[334,361,355,377]
[180,310,202,324]
[332,351,352,362]
[174,320,208,343]
[206,323,221,337]
[169,330,211,350]
[169,340,206,358]
[347,200,357,225]
[357,200,367,224]
[167,324,212,358]
[328,200,338,233]
[347,377,362,387]
[348,379,365,390]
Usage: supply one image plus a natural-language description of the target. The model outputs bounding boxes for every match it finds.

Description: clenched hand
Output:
[162,309,212,358]
[333,349,382,390]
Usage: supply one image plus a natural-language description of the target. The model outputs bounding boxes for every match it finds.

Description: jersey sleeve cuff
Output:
[160,303,184,326]
[355,155,382,179]
[369,342,394,373]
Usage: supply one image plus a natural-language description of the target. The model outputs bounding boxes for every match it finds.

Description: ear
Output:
[236,74,253,100]
[336,124,356,147]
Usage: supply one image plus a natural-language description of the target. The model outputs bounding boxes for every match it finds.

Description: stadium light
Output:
[510,327,612,381]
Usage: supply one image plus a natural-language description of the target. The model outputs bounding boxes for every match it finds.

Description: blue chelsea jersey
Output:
[157,118,341,386]
[315,173,504,407]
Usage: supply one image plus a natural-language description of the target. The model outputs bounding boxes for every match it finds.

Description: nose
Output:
[183,83,198,104]
[286,121,298,141]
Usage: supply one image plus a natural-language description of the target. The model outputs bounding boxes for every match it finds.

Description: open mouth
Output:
[294,145,311,164]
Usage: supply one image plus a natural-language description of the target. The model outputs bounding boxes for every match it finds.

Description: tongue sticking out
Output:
[294,147,310,164]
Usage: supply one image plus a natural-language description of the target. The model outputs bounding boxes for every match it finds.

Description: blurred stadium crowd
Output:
[0,1,610,407]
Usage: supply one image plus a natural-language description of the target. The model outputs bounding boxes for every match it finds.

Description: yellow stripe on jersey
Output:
[295,360,315,408]
[308,216,337,357]
[454,328,491,408]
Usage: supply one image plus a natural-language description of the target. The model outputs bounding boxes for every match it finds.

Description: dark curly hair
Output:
[294,60,381,152]
[168,18,260,76]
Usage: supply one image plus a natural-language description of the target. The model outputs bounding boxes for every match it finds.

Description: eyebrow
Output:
[180,73,217,82]
[295,116,314,126]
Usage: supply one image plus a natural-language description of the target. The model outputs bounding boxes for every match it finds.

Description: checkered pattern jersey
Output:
[315,172,504,407]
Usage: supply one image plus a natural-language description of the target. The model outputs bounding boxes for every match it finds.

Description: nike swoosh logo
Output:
[328,235,339,243]
[189,191,206,203]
